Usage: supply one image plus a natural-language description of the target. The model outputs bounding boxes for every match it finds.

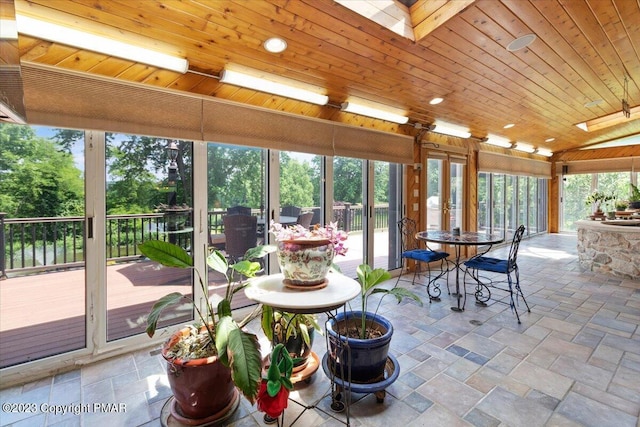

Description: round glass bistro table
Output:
[416,230,503,312]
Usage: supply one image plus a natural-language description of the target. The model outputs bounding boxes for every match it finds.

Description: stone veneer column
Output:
[576,220,640,279]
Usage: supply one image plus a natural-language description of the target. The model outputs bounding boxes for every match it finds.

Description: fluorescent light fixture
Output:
[432,121,471,138]
[220,68,329,105]
[484,134,512,148]
[341,101,408,124]
[536,148,553,157]
[513,142,535,153]
[429,97,444,105]
[575,105,640,132]
[15,15,188,73]
[503,123,515,129]
[545,137,555,142]
[0,19,18,39]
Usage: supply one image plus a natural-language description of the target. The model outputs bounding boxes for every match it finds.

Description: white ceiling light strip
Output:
[220,68,329,105]
[16,15,188,73]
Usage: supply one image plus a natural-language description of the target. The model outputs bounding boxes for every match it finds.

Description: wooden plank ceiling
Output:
[6,0,640,154]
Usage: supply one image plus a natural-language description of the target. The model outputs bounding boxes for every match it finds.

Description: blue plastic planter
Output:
[325,311,393,383]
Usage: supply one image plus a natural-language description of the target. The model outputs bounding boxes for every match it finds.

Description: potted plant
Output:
[629,183,640,209]
[616,201,628,211]
[269,221,348,289]
[325,264,422,383]
[260,307,322,371]
[585,190,613,218]
[139,240,271,423]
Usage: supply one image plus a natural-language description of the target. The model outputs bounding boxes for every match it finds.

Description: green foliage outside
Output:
[0,125,84,218]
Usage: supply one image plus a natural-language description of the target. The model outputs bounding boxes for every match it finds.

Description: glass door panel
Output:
[333,156,364,278]
[449,161,465,230]
[426,158,443,230]
[206,143,267,309]
[279,151,321,226]
[106,135,193,341]
[0,125,86,367]
[373,162,403,270]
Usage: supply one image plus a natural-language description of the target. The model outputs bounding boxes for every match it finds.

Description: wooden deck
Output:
[0,232,392,368]
[0,261,254,368]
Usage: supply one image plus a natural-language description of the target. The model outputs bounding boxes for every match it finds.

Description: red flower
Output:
[256,380,290,418]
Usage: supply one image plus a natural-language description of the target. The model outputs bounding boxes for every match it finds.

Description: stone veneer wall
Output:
[577,225,640,279]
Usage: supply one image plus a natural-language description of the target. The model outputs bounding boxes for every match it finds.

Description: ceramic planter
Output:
[275,325,315,370]
[162,327,238,423]
[276,239,334,288]
[325,311,393,383]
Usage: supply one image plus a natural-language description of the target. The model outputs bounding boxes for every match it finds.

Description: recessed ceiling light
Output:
[263,37,287,53]
[584,99,603,108]
[503,123,515,129]
[429,97,443,105]
[545,137,555,142]
[506,34,536,52]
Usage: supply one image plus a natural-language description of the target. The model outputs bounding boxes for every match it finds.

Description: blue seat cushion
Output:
[464,256,509,274]
[402,249,449,263]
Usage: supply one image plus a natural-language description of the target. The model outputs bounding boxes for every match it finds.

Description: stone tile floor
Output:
[1,232,639,426]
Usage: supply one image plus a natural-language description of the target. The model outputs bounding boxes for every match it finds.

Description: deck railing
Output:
[1,204,390,277]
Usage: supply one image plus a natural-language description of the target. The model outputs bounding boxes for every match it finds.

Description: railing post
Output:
[344,203,351,233]
[0,212,6,280]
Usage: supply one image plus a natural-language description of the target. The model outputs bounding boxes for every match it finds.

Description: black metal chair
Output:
[280,205,301,218]
[296,211,314,229]
[396,217,450,302]
[463,224,530,323]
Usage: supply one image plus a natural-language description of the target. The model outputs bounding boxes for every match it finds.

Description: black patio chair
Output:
[227,205,252,216]
[463,224,530,323]
[396,217,450,302]
[280,205,301,218]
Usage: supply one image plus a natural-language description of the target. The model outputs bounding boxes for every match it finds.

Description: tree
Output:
[0,124,83,218]
[333,157,363,203]
[280,154,314,207]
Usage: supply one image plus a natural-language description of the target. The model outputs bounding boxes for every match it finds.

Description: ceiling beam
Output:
[410,0,476,42]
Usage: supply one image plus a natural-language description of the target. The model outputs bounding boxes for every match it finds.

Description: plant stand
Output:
[321,353,400,404]
[245,272,361,426]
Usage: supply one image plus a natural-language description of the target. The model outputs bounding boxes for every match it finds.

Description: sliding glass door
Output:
[0,124,86,367]
[105,134,194,341]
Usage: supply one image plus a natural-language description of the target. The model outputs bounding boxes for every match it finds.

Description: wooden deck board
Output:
[0,238,383,367]
[0,261,253,368]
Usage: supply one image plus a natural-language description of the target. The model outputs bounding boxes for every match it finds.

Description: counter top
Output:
[576,219,640,230]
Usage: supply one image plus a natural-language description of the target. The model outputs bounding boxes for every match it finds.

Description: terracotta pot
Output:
[325,311,393,383]
[276,239,334,287]
[162,328,237,421]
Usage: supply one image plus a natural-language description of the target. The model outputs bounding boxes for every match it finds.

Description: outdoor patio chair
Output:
[310,208,321,226]
[296,211,314,229]
[463,224,530,323]
[396,217,450,302]
[281,205,301,217]
[223,214,258,263]
[227,205,252,216]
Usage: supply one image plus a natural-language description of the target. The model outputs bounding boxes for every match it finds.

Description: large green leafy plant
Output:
[351,264,422,339]
[139,240,271,403]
